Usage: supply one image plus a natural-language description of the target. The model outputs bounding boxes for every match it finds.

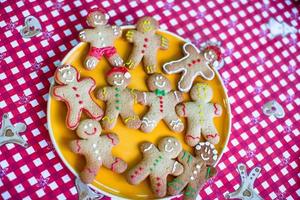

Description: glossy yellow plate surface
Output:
[47,27,231,199]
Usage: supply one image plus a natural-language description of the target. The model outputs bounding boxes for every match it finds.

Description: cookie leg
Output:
[101,106,119,130]
[103,155,127,173]
[185,118,201,146]
[183,182,199,200]
[150,175,167,197]
[125,48,143,69]
[120,110,141,129]
[202,121,220,144]
[107,53,124,67]
[84,56,100,70]
[140,110,161,133]
[168,176,188,195]
[66,104,81,130]
[84,100,103,120]
[127,163,149,185]
[143,52,156,74]
[80,159,101,184]
[178,69,195,92]
[163,114,184,133]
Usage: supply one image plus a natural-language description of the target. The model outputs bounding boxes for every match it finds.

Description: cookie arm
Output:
[96,87,110,101]
[173,91,183,103]
[102,133,119,146]
[126,160,150,185]
[125,30,137,43]
[140,142,158,155]
[52,86,64,100]
[70,140,84,154]
[111,25,122,38]
[156,34,169,50]
[136,91,152,105]
[210,103,222,117]
[175,103,188,117]
[79,28,92,42]
[169,160,184,176]
[82,77,96,89]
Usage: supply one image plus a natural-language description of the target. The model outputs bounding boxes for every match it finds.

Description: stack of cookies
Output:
[51,8,223,200]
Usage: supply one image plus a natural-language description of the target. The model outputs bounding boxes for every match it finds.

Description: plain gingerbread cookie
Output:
[126,137,183,197]
[138,73,184,133]
[52,64,103,130]
[163,43,222,92]
[70,119,127,183]
[168,142,218,200]
[79,8,123,70]
[125,16,168,74]
[97,67,141,130]
[176,83,222,146]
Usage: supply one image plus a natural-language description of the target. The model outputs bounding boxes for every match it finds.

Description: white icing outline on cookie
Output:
[163,43,215,92]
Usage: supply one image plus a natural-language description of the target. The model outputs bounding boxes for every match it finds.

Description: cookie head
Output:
[195,142,218,165]
[87,9,108,27]
[136,17,159,33]
[107,67,131,88]
[76,119,102,139]
[190,83,213,102]
[203,45,221,64]
[147,73,171,92]
[55,65,79,85]
[158,137,182,158]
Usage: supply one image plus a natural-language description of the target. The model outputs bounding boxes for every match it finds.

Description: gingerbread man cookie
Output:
[126,137,183,197]
[176,83,222,146]
[125,16,169,74]
[79,8,123,70]
[168,142,218,200]
[97,67,141,130]
[52,65,103,130]
[70,119,127,184]
[163,43,221,92]
[138,73,184,133]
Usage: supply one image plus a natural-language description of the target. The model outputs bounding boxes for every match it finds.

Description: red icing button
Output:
[79,101,83,104]
[188,63,192,67]
[144,38,148,42]
[141,50,145,54]
[192,60,196,64]
[157,183,161,187]
[72,87,77,91]
[76,94,80,97]
[197,58,201,62]
[160,109,163,112]
[143,44,147,48]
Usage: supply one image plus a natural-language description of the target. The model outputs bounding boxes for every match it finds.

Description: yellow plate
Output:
[47,26,231,199]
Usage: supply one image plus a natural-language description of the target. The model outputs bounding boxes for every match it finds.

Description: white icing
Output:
[97,156,101,161]
[143,144,153,152]
[205,142,210,146]
[113,79,124,86]
[171,162,178,174]
[95,150,99,154]
[167,139,172,142]
[213,150,218,155]
[193,170,197,175]
[213,155,217,161]
[196,164,201,169]
[141,117,154,127]
[155,81,166,88]
[124,72,131,79]
[174,91,180,102]
[93,144,97,148]
[170,119,183,129]
[195,144,201,150]
[162,43,214,92]
[88,123,93,127]
[84,125,88,129]
[190,176,195,180]
[200,154,209,161]
[164,144,174,152]
[143,92,147,104]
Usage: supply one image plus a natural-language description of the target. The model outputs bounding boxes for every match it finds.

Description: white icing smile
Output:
[113,79,124,86]
[164,143,174,152]
[201,154,210,161]
[155,81,166,88]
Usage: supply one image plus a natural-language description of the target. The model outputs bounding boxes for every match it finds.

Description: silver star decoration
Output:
[75,177,104,200]
[0,113,28,147]
[266,18,297,38]
[225,163,263,200]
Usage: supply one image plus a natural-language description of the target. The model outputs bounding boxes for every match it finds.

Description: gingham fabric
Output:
[0,0,299,199]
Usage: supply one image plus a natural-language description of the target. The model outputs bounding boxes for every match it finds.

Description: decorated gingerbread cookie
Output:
[125,16,168,74]
[176,83,222,146]
[70,119,127,183]
[79,8,123,70]
[52,64,103,130]
[163,43,221,92]
[168,142,218,200]
[126,137,183,197]
[97,67,141,130]
[138,73,184,133]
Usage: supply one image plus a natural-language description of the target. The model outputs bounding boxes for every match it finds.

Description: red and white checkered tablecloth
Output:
[0,0,299,199]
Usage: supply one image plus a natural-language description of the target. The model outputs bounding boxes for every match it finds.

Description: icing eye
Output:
[195,144,201,150]
[167,139,172,143]
[67,70,71,75]
[174,142,178,146]
[88,123,93,127]
[118,74,122,78]
[84,125,88,129]
[155,76,159,80]
[113,75,118,78]
[62,72,67,78]
[159,76,163,80]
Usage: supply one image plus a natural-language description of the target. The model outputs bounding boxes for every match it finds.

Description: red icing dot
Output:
[192,60,196,64]
[76,94,80,97]
[188,63,192,67]
[160,109,163,112]
[197,58,201,62]
[144,38,148,42]
[143,44,147,48]
[156,189,159,193]
[156,177,160,180]
[157,183,161,187]
[72,87,77,91]
[79,101,83,104]
[160,105,163,108]
[135,171,138,174]
[141,50,145,54]
[131,175,134,178]
[139,167,143,170]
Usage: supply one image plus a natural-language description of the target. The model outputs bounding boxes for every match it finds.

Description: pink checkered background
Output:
[0,0,299,199]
